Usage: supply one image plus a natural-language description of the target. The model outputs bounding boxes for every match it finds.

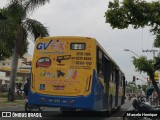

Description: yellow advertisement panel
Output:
[31,37,96,96]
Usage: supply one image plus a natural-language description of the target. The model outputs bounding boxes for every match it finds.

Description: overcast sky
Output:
[0,0,158,84]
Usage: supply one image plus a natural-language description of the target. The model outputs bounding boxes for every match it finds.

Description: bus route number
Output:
[54,99,61,103]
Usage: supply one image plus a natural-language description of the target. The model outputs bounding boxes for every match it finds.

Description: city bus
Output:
[28,36,126,112]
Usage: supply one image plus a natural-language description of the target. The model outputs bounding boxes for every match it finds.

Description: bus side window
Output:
[103,56,110,83]
[112,70,115,82]
[96,48,104,78]
[111,64,115,82]
[110,73,112,81]
[119,73,122,86]
[109,62,112,81]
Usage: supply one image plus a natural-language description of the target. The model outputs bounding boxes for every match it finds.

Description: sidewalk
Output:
[0,97,25,107]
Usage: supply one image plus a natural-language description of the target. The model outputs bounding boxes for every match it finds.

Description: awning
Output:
[146,84,155,97]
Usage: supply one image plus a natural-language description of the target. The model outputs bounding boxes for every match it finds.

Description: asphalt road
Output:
[0,99,133,120]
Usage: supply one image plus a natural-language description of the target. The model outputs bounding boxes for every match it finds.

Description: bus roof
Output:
[36,36,94,41]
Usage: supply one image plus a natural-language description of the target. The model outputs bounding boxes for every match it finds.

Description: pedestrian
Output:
[23,77,30,96]
[128,93,131,101]
[146,95,149,102]
[15,85,17,94]
[153,90,158,102]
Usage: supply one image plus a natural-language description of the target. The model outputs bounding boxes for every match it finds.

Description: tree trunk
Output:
[149,69,160,102]
[8,40,19,101]
[8,25,24,101]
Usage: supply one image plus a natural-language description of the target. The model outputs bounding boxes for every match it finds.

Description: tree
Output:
[0,0,49,101]
[126,81,140,94]
[105,0,160,100]
[105,0,160,46]
[137,84,147,94]
[132,56,160,100]
[0,9,15,61]
[137,85,142,90]
[142,84,147,93]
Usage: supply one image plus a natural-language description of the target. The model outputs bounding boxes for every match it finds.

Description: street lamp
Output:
[136,77,148,84]
[124,49,141,85]
[124,49,140,57]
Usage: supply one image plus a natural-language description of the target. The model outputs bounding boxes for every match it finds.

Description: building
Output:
[0,54,32,89]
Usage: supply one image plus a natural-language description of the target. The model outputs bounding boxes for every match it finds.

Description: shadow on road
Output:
[41,112,108,120]
[40,110,125,119]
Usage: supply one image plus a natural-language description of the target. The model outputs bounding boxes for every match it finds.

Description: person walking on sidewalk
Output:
[23,77,30,96]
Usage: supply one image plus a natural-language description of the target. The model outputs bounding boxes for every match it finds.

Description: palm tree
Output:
[0,0,50,101]
[0,9,15,61]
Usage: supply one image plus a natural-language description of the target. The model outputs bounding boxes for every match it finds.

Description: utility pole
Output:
[142,49,158,59]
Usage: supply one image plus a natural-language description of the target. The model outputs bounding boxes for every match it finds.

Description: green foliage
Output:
[132,56,154,74]
[2,0,50,101]
[154,34,160,47]
[0,0,49,60]
[132,56,160,99]
[24,0,50,12]
[24,18,49,40]
[105,0,160,46]
[137,85,142,90]
[105,0,160,100]
[0,8,16,60]
[7,1,26,22]
[141,85,147,93]
[106,0,129,29]
[154,56,160,70]
[126,81,141,93]
[0,41,14,61]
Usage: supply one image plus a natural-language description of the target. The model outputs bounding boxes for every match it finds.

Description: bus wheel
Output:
[25,103,32,112]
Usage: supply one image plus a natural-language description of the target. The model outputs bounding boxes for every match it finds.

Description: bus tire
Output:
[25,103,32,112]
